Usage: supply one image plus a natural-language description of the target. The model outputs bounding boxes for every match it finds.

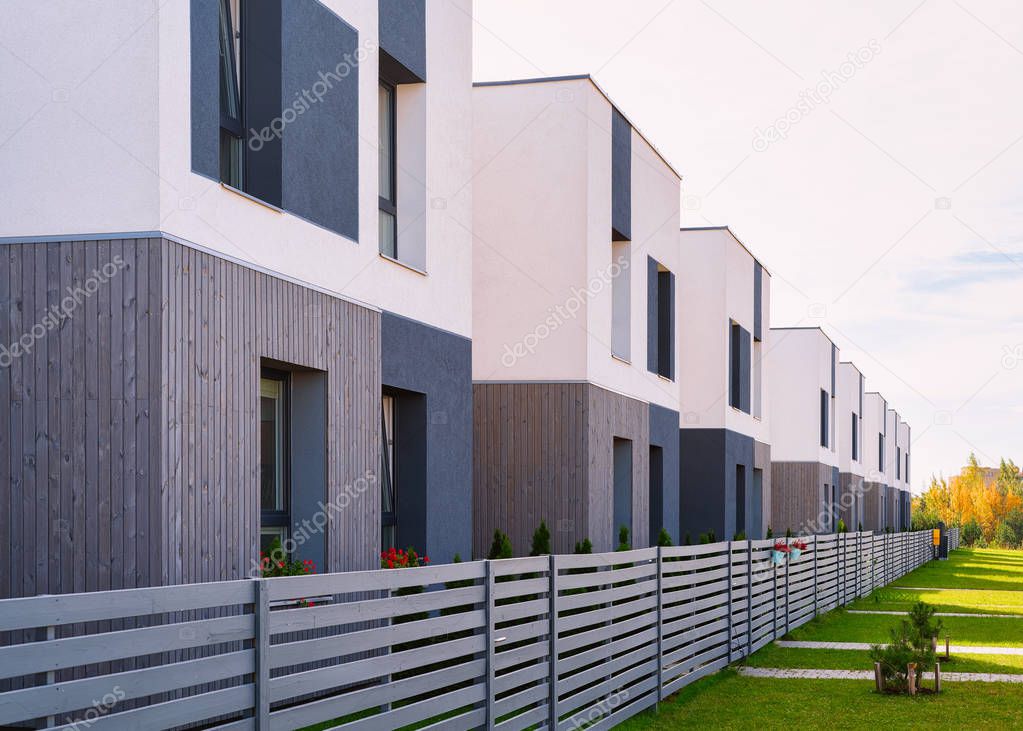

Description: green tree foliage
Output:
[488,529,513,560]
[529,520,552,556]
[657,528,673,547]
[616,525,631,551]
[574,538,593,554]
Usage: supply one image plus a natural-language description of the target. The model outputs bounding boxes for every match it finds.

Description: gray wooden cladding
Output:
[770,461,834,536]
[473,382,650,557]
[0,530,942,730]
[1,237,382,601]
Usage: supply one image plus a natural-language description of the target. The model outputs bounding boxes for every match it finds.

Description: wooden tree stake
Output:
[907,663,917,696]
[935,662,942,693]
[874,662,884,692]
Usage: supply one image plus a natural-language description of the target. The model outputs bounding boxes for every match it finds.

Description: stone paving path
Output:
[776,640,1023,655]
[739,667,1023,683]
[847,610,1023,618]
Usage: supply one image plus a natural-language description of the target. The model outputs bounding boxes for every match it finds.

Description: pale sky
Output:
[473,0,1023,493]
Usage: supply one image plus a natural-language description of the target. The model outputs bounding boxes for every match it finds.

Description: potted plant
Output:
[790,539,808,560]
[261,537,319,608]
[772,541,790,566]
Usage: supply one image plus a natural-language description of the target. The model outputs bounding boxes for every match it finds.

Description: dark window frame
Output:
[381,388,399,549]
[260,367,291,537]
[378,79,398,258]
[219,0,244,188]
[819,389,829,448]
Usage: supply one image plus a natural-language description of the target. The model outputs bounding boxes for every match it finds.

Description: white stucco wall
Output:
[767,328,838,466]
[472,77,682,412]
[837,362,865,477]
[678,227,771,444]
[2,0,474,338]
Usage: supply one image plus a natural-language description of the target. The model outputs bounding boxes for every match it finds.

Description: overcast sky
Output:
[472,0,1023,492]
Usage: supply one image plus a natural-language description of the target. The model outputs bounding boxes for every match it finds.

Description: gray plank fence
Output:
[0,529,956,730]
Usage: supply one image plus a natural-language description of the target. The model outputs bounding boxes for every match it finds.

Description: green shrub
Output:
[733,531,747,541]
[962,519,982,546]
[529,520,552,556]
[837,519,847,533]
[657,528,673,547]
[869,602,940,693]
[616,525,631,551]
[488,529,513,560]
[766,526,773,539]
[574,538,593,554]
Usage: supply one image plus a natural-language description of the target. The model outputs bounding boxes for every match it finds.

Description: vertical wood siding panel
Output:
[0,244,11,599]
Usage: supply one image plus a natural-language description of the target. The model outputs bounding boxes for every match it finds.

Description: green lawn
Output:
[625,548,1023,730]
[784,607,1023,647]
[617,671,1023,730]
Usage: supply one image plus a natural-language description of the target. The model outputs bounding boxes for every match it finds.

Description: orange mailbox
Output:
[932,529,941,546]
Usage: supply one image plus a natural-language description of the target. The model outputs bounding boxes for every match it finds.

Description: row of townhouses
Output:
[0,0,912,599]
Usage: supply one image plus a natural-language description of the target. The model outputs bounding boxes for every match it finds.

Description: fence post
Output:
[254,578,270,730]
[656,546,664,706]
[45,624,55,728]
[726,541,734,663]
[548,553,559,729]
[812,536,818,617]
[746,539,753,658]
[772,539,779,639]
[784,537,791,634]
[485,559,495,729]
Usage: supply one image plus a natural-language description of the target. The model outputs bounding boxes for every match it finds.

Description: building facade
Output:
[471,75,682,554]
[861,392,889,531]
[678,227,771,541]
[837,362,866,531]
[0,0,474,599]
[768,328,840,536]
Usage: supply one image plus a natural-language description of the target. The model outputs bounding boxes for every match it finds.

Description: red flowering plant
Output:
[773,542,791,553]
[261,537,316,607]
[792,540,809,551]
[380,546,430,569]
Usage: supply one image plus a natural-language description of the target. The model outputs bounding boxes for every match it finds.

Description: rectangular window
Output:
[728,323,751,413]
[656,269,673,378]
[378,80,397,258]
[897,446,902,480]
[906,453,910,483]
[735,464,746,536]
[613,438,633,543]
[611,242,631,360]
[219,0,243,188]
[851,413,859,461]
[381,392,397,550]
[820,389,829,448]
[260,371,289,552]
[879,433,885,472]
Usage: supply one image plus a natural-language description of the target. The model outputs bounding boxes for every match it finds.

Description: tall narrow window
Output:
[896,446,902,479]
[851,413,859,461]
[656,268,673,378]
[648,446,664,545]
[611,242,631,360]
[735,464,747,536]
[381,393,397,550]
[260,372,289,552]
[219,0,243,187]
[819,389,829,448]
[879,434,885,472]
[378,81,397,258]
[905,453,910,483]
[729,323,751,413]
[613,438,633,542]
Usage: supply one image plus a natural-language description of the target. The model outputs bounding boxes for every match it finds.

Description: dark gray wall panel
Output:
[381,312,472,564]
[281,1,360,239]
[290,371,328,568]
[679,429,757,542]
[189,0,219,179]
[378,0,427,82]
[753,261,763,341]
[649,404,680,543]
[611,108,631,241]
[612,439,633,542]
